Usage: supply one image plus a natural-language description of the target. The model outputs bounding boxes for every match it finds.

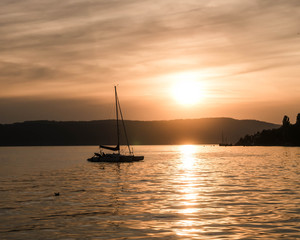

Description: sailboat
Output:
[219,131,232,146]
[87,86,144,162]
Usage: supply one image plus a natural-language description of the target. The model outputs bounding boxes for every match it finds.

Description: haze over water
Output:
[0,145,300,239]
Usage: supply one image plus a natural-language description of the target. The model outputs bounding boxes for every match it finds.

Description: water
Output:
[0,145,300,239]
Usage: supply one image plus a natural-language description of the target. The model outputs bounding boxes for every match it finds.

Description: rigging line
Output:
[116,91,132,155]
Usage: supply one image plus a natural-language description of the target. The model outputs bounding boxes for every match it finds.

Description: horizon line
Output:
[1,116,281,125]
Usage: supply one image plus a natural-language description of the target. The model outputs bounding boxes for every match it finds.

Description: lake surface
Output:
[0,145,300,239]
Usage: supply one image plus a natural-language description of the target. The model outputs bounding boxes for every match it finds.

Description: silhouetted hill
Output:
[236,114,300,146]
[0,118,279,146]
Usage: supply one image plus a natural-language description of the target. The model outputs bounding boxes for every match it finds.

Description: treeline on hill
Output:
[236,114,300,146]
[0,118,278,146]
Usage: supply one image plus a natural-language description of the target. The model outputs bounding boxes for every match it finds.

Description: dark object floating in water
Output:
[87,86,144,163]
[54,192,60,196]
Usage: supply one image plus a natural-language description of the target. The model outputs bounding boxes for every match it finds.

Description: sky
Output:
[0,0,299,124]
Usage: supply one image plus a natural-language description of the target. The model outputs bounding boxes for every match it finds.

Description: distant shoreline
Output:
[9,144,296,147]
[0,118,279,146]
[236,114,300,147]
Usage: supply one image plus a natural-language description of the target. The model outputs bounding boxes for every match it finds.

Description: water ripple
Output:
[0,146,300,239]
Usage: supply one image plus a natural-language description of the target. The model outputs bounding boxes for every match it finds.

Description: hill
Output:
[236,114,300,146]
[0,118,279,146]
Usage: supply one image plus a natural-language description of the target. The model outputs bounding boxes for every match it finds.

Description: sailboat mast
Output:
[221,131,224,144]
[114,86,120,154]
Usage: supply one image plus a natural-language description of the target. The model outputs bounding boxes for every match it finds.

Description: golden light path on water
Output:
[174,145,243,238]
[175,145,203,237]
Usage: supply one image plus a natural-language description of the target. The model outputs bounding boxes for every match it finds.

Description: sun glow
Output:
[179,145,197,169]
[171,73,205,106]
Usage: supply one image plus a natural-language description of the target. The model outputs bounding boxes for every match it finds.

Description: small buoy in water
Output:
[54,192,60,196]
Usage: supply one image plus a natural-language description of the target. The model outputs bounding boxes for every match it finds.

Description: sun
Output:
[171,76,204,105]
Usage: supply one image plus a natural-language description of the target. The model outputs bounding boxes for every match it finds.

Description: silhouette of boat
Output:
[87,86,144,162]
[219,131,233,146]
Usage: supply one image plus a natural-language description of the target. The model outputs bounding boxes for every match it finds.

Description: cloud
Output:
[1,0,299,71]
[0,0,299,122]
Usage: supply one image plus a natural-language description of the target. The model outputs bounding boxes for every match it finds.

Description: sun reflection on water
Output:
[179,145,197,169]
[175,145,203,237]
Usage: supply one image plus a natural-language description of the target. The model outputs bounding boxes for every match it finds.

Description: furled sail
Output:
[100,145,120,151]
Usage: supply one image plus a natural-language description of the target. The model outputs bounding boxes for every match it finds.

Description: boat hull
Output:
[87,154,144,163]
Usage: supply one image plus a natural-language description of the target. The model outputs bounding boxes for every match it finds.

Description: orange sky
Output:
[0,0,299,124]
